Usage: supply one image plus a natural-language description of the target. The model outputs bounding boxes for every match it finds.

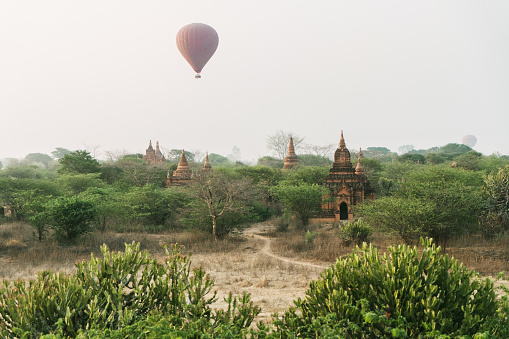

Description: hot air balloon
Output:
[462,135,477,148]
[176,23,219,79]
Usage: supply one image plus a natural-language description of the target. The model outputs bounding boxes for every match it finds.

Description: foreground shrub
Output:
[0,242,260,338]
[271,238,509,338]
[339,218,372,246]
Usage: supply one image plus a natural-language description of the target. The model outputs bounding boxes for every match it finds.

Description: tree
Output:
[355,196,433,244]
[51,147,72,159]
[257,156,284,169]
[266,130,305,160]
[41,196,97,244]
[396,153,426,164]
[298,154,332,167]
[58,150,100,175]
[56,173,106,195]
[207,153,230,166]
[186,171,260,241]
[453,151,483,171]
[358,166,483,246]
[364,147,393,160]
[106,157,170,187]
[119,185,189,227]
[271,181,328,228]
[425,152,446,164]
[23,153,53,168]
[301,143,335,158]
[482,165,509,237]
[398,144,415,154]
[439,143,472,159]
[166,149,195,163]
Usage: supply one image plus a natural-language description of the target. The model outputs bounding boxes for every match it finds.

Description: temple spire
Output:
[283,136,299,170]
[202,152,212,173]
[355,157,364,175]
[339,130,346,149]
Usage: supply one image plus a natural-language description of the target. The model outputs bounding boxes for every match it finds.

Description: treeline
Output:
[1,143,509,245]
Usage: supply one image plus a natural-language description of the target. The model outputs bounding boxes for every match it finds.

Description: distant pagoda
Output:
[166,150,192,186]
[202,152,212,174]
[320,131,375,221]
[283,137,299,170]
[143,140,166,164]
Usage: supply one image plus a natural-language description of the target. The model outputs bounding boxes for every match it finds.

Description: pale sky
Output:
[1,1,508,163]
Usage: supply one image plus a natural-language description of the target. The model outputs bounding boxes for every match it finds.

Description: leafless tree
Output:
[301,143,335,158]
[104,149,130,162]
[84,144,101,158]
[266,130,305,160]
[188,171,260,241]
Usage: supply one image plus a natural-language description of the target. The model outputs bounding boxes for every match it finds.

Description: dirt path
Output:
[245,230,329,270]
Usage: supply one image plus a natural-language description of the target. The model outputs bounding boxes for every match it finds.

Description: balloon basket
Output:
[195,74,201,79]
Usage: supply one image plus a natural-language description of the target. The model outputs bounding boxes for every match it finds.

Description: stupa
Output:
[282,137,299,170]
[166,150,192,186]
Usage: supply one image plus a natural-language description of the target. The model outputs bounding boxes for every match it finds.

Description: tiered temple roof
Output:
[283,137,299,170]
[167,150,192,186]
[143,140,166,164]
[320,131,375,221]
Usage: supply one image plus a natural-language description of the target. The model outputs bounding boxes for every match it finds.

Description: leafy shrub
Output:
[44,196,96,244]
[305,230,318,244]
[339,218,372,246]
[271,238,508,338]
[0,242,260,338]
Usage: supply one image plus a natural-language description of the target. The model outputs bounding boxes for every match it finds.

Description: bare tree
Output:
[188,171,260,241]
[83,144,101,158]
[266,130,305,160]
[104,149,130,162]
[301,143,335,158]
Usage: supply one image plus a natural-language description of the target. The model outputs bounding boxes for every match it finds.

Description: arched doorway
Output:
[339,202,349,220]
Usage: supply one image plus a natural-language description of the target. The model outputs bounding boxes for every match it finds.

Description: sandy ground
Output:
[1,222,508,325]
[189,222,331,324]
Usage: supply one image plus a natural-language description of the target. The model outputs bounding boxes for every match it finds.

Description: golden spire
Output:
[283,137,299,170]
[339,130,346,149]
[177,149,189,169]
[202,152,212,173]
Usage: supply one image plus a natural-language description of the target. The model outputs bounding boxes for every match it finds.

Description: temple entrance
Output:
[339,202,349,220]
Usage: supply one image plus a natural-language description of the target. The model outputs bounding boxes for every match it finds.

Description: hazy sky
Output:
[1,1,508,162]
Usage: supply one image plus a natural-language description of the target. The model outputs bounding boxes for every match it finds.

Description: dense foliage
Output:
[0,243,261,338]
[271,238,509,338]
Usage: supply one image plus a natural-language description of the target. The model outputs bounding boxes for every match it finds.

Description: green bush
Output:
[271,238,508,338]
[44,196,97,244]
[339,218,372,246]
[0,242,260,338]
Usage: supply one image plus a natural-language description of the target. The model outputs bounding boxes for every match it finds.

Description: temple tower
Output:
[143,140,166,164]
[202,152,212,174]
[167,150,192,186]
[320,131,374,221]
[283,137,299,170]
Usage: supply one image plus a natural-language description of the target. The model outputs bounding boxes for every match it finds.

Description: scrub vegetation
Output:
[1,143,509,337]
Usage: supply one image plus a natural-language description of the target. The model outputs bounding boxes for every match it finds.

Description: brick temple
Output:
[320,131,375,221]
[142,140,165,164]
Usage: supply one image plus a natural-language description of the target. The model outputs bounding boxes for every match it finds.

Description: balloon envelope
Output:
[462,135,477,148]
[176,23,219,76]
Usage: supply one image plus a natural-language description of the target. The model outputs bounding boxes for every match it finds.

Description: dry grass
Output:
[1,219,508,325]
[269,222,509,276]
[0,221,246,281]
